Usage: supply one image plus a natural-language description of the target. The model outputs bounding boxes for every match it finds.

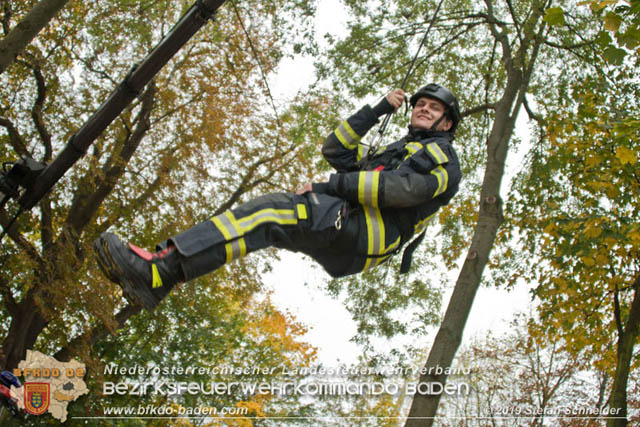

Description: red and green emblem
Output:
[24,382,50,415]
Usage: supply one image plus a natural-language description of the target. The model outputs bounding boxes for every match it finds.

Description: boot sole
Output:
[93,233,159,311]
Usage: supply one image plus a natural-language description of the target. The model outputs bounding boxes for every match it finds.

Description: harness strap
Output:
[400,230,426,274]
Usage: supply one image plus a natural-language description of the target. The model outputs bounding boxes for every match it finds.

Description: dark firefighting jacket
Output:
[313,103,462,273]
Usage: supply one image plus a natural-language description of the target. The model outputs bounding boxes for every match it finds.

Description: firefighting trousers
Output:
[164,191,403,280]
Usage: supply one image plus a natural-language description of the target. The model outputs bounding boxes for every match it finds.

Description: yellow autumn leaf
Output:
[581,256,596,267]
[583,219,603,238]
[604,13,622,32]
[543,222,556,234]
[603,236,617,248]
[616,146,637,165]
[629,230,640,244]
[585,153,603,168]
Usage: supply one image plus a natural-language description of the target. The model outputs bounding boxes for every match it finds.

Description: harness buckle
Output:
[334,209,343,230]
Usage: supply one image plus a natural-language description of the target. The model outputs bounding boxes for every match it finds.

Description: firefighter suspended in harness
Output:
[94,83,462,311]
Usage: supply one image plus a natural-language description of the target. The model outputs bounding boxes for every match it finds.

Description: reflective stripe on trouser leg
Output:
[211,211,247,263]
[169,193,302,281]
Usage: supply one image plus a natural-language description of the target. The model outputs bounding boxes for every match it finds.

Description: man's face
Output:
[410,96,452,131]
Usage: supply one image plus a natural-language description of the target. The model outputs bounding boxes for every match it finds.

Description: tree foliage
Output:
[500,1,640,423]
[0,0,343,422]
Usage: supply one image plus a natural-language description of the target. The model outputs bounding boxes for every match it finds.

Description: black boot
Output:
[94,232,184,310]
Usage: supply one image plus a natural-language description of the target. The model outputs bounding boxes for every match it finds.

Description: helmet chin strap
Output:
[429,111,447,132]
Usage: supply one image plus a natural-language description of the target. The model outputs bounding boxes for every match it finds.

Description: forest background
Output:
[0,0,639,425]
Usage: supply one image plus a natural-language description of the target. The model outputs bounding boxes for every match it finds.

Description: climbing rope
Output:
[372,0,445,154]
[231,1,282,130]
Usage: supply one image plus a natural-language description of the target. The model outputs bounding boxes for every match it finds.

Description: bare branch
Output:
[543,39,593,50]
[25,59,53,161]
[483,0,514,73]
[462,103,496,118]
[0,209,46,271]
[68,48,119,86]
[523,95,542,124]
[505,0,523,45]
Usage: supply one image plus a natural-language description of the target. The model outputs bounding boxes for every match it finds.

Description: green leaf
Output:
[595,30,614,47]
[619,28,640,49]
[603,46,627,64]
[544,7,566,26]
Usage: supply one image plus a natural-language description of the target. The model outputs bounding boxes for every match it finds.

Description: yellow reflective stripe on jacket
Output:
[403,142,424,160]
[363,206,384,271]
[335,120,361,150]
[362,206,401,271]
[431,165,448,197]
[357,171,380,208]
[414,212,436,235]
[426,142,448,164]
[357,143,367,161]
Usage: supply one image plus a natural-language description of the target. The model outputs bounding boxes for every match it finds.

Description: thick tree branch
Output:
[0,116,30,157]
[613,285,623,338]
[13,55,57,251]
[0,275,18,317]
[0,0,70,75]
[483,0,513,72]
[1,1,11,35]
[64,81,156,236]
[461,103,496,118]
[0,209,45,270]
[608,275,640,425]
[23,59,53,161]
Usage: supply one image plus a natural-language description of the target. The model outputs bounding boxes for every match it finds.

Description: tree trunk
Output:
[0,0,69,75]
[607,277,640,427]
[405,1,548,422]
[1,301,48,370]
[405,90,517,426]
